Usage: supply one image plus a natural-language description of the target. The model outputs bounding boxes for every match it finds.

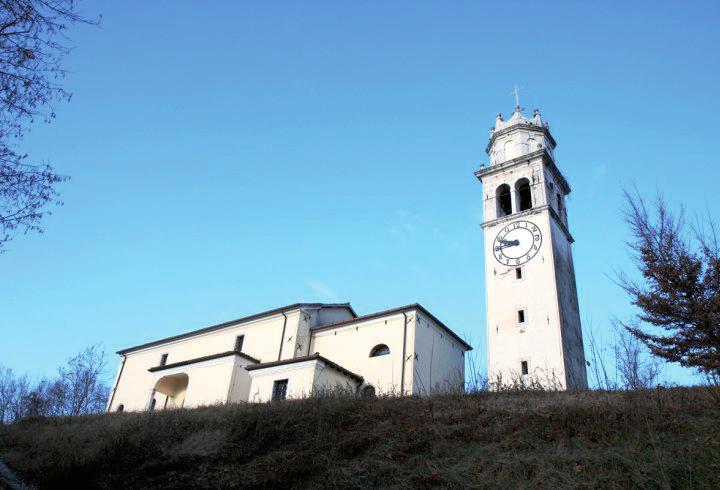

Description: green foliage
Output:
[620,191,720,377]
[1,388,719,488]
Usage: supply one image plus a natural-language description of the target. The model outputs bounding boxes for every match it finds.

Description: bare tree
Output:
[0,345,109,423]
[0,1,96,251]
[619,190,720,378]
[613,325,661,390]
[55,344,108,415]
[584,321,617,390]
[0,365,18,422]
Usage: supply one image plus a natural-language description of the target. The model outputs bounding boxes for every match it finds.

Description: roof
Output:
[310,304,473,350]
[245,353,364,383]
[148,350,260,373]
[118,302,356,355]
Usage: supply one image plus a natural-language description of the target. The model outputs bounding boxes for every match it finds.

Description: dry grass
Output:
[1,388,719,488]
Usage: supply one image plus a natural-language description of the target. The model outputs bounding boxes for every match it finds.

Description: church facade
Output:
[477,105,588,389]
[107,303,470,411]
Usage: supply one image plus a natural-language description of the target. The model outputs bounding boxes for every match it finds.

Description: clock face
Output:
[493,220,542,266]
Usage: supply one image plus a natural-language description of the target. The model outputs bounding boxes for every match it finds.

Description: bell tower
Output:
[475,104,587,389]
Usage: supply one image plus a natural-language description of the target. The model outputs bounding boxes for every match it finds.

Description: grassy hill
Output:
[0,388,719,488]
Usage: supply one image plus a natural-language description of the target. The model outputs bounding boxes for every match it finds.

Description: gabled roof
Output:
[118,302,356,355]
[245,353,364,383]
[310,304,473,351]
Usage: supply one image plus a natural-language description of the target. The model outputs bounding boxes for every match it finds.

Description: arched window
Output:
[496,184,512,218]
[515,178,532,212]
[370,344,390,357]
[117,404,124,412]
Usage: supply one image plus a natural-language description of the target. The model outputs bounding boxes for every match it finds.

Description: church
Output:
[107,102,587,412]
[107,303,471,411]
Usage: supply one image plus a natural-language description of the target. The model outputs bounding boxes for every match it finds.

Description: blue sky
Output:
[2,1,719,386]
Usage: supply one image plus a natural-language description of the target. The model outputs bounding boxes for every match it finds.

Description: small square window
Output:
[515,267,523,279]
[272,379,288,401]
[517,310,525,323]
[521,361,529,376]
[159,353,168,366]
[235,335,244,352]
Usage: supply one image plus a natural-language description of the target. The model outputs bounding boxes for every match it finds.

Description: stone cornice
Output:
[481,204,574,243]
[474,149,571,195]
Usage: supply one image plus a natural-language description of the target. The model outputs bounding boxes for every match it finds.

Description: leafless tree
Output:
[55,344,109,415]
[0,369,31,422]
[0,1,97,251]
[613,325,661,390]
[0,345,109,422]
[0,365,19,422]
[585,321,617,390]
[619,190,720,379]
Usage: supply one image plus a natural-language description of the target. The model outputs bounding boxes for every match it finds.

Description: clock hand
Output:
[499,239,520,248]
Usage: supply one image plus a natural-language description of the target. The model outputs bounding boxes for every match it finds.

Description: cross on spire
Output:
[510,84,521,108]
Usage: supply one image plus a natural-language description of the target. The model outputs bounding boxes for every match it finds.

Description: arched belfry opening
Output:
[515,178,532,212]
[496,184,512,218]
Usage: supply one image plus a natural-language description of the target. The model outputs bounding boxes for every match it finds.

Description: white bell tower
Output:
[475,103,587,389]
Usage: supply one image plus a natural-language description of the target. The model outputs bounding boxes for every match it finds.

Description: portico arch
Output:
[151,373,189,410]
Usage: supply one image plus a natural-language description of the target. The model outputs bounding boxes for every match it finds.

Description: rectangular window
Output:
[272,379,288,401]
[515,267,523,280]
[235,335,244,352]
[159,353,168,366]
[521,361,529,376]
[517,310,525,324]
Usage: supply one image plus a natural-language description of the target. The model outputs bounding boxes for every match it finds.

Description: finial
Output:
[533,108,540,116]
[496,112,503,121]
[510,84,521,109]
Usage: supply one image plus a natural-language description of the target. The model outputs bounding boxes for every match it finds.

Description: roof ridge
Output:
[118,302,355,355]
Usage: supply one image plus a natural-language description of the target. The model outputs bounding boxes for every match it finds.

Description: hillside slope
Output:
[1,388,719,488]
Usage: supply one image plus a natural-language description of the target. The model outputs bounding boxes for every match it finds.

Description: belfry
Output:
[476,102,588,389]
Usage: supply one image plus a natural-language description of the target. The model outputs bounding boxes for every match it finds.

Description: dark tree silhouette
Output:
[620,190,720,378]
[0,1,96,251]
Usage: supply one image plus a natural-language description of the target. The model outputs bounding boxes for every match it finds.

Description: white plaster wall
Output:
[108,311,299,412]
[310,313,409,395]
[281,307,356,361]
[409,312,466,395]
[549,218,588,388]
[316,307,356,326]
[484,211,568,388]
[179,358,235,408]
[314,363,360,395]
[146,357,235,410]
[227,357,255,403]
[247,361,318,402]
[276,310,304,361]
